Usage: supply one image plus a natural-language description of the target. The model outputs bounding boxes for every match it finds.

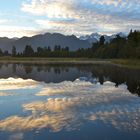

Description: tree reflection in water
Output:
[0,63,139,96]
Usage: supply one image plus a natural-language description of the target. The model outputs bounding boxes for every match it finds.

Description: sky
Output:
[0,0,140,38]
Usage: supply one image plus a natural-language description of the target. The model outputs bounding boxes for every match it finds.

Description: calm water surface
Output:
[0,63,140,140]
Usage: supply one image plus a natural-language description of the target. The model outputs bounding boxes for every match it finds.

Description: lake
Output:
[0,63,140,140]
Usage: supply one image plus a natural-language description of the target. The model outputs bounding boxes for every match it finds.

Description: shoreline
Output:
[0,57,111,64]
[0,57,139,69]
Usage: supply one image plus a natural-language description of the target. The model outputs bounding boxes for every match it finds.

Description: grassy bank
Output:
[111,59,140,69]
[0,57,111,64]
[0,57,139,69]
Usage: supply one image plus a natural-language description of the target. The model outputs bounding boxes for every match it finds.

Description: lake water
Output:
[0,63,140,140]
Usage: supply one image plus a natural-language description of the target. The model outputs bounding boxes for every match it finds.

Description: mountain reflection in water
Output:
[0,62,140,140]
[0,63,139,95]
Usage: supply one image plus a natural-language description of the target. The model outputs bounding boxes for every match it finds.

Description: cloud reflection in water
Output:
[0,78,140,133]
[0,78,38,91]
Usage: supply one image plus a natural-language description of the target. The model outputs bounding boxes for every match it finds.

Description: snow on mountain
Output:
[79,32,127,44]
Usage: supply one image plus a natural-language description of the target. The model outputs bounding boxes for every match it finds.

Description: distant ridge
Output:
[0,33,91,53]
[0,32,127,53]
[79,32,127,43]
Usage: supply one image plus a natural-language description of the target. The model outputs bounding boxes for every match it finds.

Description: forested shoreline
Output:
[0,30,140,59]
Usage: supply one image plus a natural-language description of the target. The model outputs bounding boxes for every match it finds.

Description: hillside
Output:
[0,33,91,53]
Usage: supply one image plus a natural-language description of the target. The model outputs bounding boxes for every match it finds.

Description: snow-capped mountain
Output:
[79,33,100,43]
[0,32,127,53]
[79,32,127,44]
[110,32,126,39]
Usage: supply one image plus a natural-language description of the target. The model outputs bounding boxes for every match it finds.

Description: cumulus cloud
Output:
[21,0,79,18]
[1,0,140,37]
[21,0,140,35]
[91,0,122,7]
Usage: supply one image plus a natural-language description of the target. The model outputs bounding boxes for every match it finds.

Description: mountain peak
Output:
[0,32,91,53]
[79,32,127,43]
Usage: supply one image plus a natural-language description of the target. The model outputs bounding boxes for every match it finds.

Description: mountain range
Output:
[79,32,127,43]
[0,32,127,53]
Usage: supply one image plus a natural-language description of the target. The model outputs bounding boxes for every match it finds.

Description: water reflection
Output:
[0,78,140,135]
[0,63,140,140]
[0,63,139,95]
[0,78,140,132]
[0,78,38,90]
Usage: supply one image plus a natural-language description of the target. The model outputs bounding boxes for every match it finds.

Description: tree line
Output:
[91,30,140,59]
[0,30,140,58]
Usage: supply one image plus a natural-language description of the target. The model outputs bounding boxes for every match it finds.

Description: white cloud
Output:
[0,19,8,24]
[0,0,139,37]
[21,0,140,35]
[0,25,40,38]
[22,0,78,19]
[91,0,140,8]
[91,0,127,7]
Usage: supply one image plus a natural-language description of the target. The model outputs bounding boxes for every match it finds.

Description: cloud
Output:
[21,0,140,35]
[22,0,78,18]
[0,19,8,24]
[91,0,122,7]
[1,0,140,37]
[0,25,41,38]
[22,0,140,17]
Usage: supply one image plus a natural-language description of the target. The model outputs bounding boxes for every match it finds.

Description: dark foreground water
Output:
[0,63,140,140]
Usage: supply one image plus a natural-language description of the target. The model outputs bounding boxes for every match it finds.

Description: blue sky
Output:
[0,0,140,38]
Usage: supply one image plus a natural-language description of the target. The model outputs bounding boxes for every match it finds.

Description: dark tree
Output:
[12,46,17,56]
[47,46,51,52]
[54,45,61,51]
[0,48,3,56]
[23,45,34,57]
[99,36,105,46]
[4,50,9,56]
[37,47,43,54]
[15,30,140,59]
[65,46,69,52]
